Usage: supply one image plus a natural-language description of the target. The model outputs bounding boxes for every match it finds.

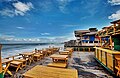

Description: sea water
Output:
[1,43,64,58]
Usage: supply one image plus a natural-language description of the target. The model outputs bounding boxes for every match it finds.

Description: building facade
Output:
[74,28,99,46]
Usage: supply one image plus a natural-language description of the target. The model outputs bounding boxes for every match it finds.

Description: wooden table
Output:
[59,51,70,55]
[23,65,78,78]
[50,54,68,63]
[19,52,35,65]
[2,59,12,75]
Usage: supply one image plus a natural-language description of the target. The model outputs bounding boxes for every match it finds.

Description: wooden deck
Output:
[23,65,78,78]
[3,51,113,78]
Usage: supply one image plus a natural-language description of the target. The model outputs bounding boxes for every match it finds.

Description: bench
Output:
[47,62,67,68]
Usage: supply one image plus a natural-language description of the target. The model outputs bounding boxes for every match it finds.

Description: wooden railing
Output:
[94,47,120,76]
[65,46,95,52]
[97,24,120,37]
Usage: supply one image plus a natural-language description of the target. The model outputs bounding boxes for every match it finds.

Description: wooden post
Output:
[100,37,102,47]
[0,45,2,73]
[106,28,108,36]
[113,24,116,34]
[110,36,113,49]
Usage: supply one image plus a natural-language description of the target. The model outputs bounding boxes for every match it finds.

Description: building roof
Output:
[111,19,120,24]
[74,28,98,37]
[74,30,90,34]
[83,32,97,35]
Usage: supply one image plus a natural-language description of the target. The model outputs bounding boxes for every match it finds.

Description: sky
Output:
[0,0,120,43]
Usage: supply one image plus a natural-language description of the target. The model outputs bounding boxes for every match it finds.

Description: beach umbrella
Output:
[0,44,3,78]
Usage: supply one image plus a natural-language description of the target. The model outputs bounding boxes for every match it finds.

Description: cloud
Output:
[16,26,24,29]
[108,10,120,20]
[63,24,80,27]
[0,1,34,17]
[108,0,120,5]
[15,10,25,16]
[13,1,34,16]
[40,33,50,35]
[13,1,33,13]
[0,32,75,43]
[56,0,74,13]
[0,35,15,42]
[37,0,53,12]
[0,9,15,17]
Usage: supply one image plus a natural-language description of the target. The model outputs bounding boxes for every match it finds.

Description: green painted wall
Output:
[113,38,120,51]
[0,72,4,78]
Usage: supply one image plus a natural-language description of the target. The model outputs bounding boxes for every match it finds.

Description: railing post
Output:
[94,48,96,57]
[113,54,115,73]
[105,52,107,66]
[100,37,102,47]
[101,50,102,62]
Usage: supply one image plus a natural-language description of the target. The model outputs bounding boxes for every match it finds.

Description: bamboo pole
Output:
[0,45,2,73]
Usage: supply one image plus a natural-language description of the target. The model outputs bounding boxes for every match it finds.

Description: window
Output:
[94,41,98,43]
[89,41,93,43]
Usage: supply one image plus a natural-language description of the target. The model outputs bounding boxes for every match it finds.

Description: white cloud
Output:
[38,1,53,12]
[13,2,33,13]
[0,1,34,17]
[108,10,120,20]
[63,24,80,27]
[15,10,24,16]
[40,33,50,35]
[16,26,24,29]
[13,1,33,16]
[57,0,74,13]
[0,35,15,42]
[108,0,120,5]
[0,32,75,43]
[0,9,14,17]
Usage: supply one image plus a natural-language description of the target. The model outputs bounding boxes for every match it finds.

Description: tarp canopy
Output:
[89,36,95,41]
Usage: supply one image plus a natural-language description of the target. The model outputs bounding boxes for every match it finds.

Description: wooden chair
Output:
[65,48,73,57]
[42,50,47,57]
[47,62,67,68]
[2,63,12,76]
[10,60,23,72]
[38,50,44,59]
[33,53,43,61]
[6,55,26,72]
[2,59,13,76]
[13,55,28,67]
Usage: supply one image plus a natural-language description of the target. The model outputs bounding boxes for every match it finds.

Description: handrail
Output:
[94,47,120,54]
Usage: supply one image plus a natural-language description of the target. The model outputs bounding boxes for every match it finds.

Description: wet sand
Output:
[5,52,113,78]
